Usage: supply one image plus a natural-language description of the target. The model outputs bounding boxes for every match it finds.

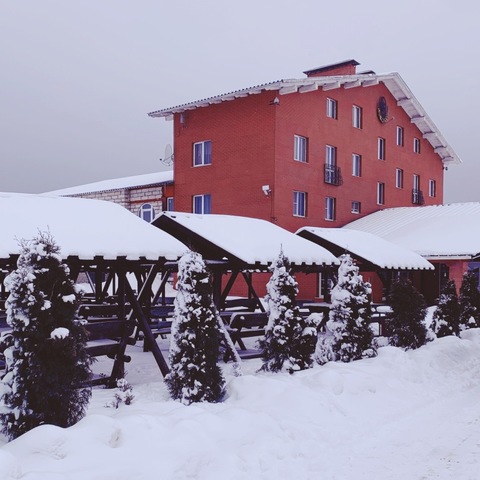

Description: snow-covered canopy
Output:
[44,170,173,196]
[0,193,185,261]
[297,227,433,270]
[153,212,339,268]
[344,203,480,260]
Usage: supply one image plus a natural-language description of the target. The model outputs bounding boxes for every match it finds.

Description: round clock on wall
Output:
[377,96,388,123]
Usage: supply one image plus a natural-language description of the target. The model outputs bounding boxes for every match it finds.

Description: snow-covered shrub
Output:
[316,254,376,364]
[106,378,134,408]
[165,251,225,405]
[259,251,320,373]
[387,279,427,350]
[458,270,480,330]
[431,280,460,337]
[0,231,92,440]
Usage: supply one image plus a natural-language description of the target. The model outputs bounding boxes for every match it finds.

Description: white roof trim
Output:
[148,72,460,166]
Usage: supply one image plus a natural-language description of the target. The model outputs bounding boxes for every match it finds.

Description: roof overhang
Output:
[148,72,460,166]
[296,227,434,271]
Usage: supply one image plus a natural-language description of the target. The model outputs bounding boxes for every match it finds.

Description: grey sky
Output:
[1,0,478,203]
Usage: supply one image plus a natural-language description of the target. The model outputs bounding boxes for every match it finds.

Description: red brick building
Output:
[149,60,460,232]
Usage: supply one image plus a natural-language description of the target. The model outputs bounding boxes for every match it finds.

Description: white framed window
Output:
[326,97,337,119]
[325,197,336,221]
[351,201,361,214]
[378,137,386,160]
[326,145,336,166]
[429,179,437,198]
[413,174,420,191]
[352,105,362,129]
[193,194,211,214]
[395,168,404,189]
[139,203,155,223]
[413,137,421,154]
[377,182,385,205]
[294,135,308,162]
[166,197,174,211]
[293,191,307,217]
[352,153,361,177]
[396,126,404,146]
[193,140,212,166]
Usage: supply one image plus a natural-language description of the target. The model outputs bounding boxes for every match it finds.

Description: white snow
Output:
[1,331,480,479]
[50,327,69,339]
[344,202,480,259]
[44,170,174,196]
[297,226,434,270]
[0,193,186,261]
[155,212,339,267]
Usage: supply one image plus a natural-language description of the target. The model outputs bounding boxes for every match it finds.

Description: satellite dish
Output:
[160,144,174,166]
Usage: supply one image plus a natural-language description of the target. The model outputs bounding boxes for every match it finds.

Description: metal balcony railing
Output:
[324,164,343,186]
[412,189,425,205]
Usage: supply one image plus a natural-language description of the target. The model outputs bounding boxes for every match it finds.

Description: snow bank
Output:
[1,331,480,479]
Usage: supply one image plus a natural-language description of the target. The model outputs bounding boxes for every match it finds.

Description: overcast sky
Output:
[1,0,478,203]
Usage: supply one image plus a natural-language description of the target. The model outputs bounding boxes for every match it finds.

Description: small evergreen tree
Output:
[316,254,376,365]
[165,251,225,404]
[259,251,319,373]
[458,270,480,330]
[388,278,427,349]
[0,231,92,440]
[431,280,460,337]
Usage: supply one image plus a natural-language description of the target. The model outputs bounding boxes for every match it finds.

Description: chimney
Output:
[303,59,359,78]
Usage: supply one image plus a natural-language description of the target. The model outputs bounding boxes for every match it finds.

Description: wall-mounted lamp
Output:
[262,185,272,196]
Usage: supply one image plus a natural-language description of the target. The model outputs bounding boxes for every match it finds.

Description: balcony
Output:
[324,164,343,186]
[412,189,425,205]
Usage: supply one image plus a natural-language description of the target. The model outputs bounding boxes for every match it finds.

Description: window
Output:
[326,98,337,119]
[294,135,308,162]
[396,126,404,146]
[377,182,385,205]
[351,201,361,214]
[326,145,336,166]
[139,203,155,223]
[166,197,174,211]
[193,194,211,214]
[352,154,362,177]
[325,197,336,221]
[412,174,423,204]
[352,105,362,129]
[193,140,212,166]
[378,137,386,160]
[429,179,437,198]
[395,168,404,189]
[413,137,421,154]
[293,191,307,217]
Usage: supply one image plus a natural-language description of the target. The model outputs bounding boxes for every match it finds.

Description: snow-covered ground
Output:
[1,328,480,479]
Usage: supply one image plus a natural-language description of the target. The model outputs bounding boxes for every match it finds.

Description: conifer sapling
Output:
[165,251,225,404]
[316,254,376,364]
[431,280,460,337]
[0,231,92,440]
[259,250,319,373]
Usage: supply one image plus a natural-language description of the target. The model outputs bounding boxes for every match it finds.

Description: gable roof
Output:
[153,211,339,269]
[44,170,173,196]
[0,193,185,262]
[344,203,480,260]
[148,72,460,166]
[296,227,433,270]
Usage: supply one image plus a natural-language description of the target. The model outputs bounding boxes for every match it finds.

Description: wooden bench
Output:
[225,312,269,360]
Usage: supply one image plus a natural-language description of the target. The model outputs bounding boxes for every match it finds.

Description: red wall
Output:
[173,82,443,231]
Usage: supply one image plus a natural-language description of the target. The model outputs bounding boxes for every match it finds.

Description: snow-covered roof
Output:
[148,72,460,166]
[296,227,433,270]
[344,203,480,260]
[153,212,339,268]
[44,170,173,196]
[0,193,185,261]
